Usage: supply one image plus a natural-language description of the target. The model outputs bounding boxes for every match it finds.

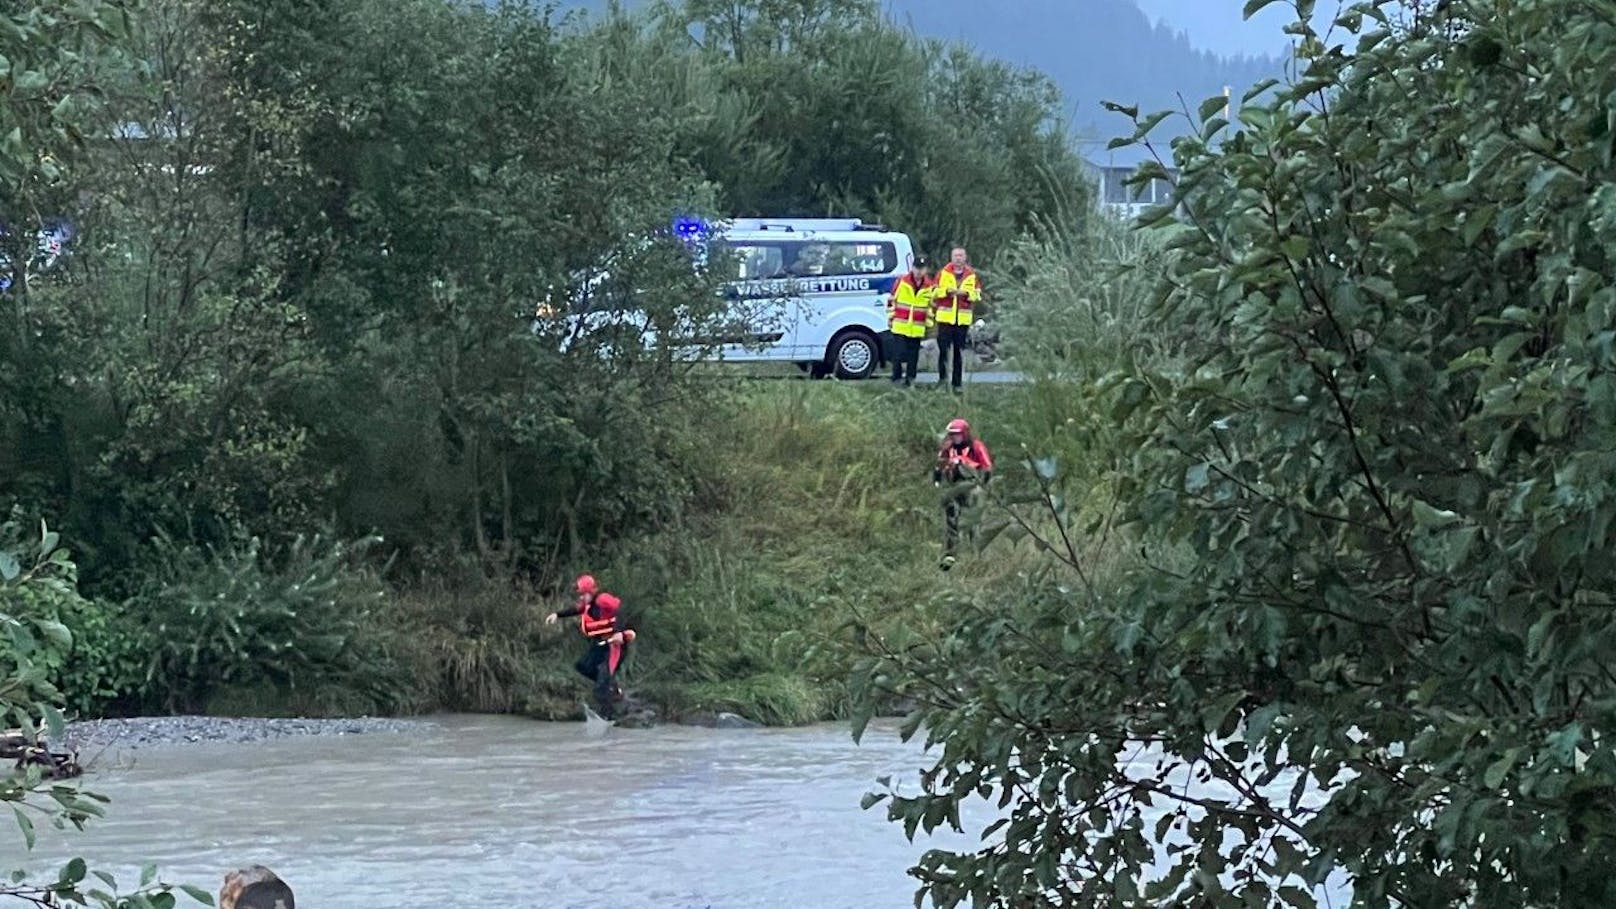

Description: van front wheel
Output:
[827,330,881,380]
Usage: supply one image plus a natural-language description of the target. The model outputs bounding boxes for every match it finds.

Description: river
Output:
[19,715,978,909]
[18,715,1355,908]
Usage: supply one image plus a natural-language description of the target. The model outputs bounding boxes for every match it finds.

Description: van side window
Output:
[716,242,786,280]
[783,241,897,278]
[714,237,899,284]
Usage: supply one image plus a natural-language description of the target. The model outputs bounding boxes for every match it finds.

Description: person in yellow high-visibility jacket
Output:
[932,246,982,392]
[885,255,935,386]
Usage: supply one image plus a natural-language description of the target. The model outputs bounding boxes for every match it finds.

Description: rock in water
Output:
[714,711,761,729]
[613,696,659,729]
[220,865,294,909]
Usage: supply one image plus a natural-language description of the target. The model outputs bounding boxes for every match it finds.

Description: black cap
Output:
[913,255,933,269]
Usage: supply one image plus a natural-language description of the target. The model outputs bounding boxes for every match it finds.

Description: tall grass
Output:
[565,381,1051,724]
[996,214,1179,377]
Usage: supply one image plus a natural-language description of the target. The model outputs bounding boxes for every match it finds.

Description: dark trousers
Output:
[574,642,623,718]
[937,324,969,388]
[887,332,921,384]
[943,483,979,556]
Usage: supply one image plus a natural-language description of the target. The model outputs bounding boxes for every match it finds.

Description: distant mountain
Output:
[882,0,1286,162]
[1134,0,1328,59]
[558,0,1289,164]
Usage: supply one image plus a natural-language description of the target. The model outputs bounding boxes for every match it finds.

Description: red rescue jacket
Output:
[935,438,993,484]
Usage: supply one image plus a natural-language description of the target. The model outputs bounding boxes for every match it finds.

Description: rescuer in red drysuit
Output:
[933,417,994,571]
[546,574,636,719]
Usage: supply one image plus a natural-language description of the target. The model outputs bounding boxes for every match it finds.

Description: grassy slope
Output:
[517,379,1032,725]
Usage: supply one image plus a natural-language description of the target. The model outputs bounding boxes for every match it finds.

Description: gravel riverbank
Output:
[61,716,433,751]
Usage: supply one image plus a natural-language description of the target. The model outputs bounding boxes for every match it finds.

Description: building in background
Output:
[1081,145,1179,220]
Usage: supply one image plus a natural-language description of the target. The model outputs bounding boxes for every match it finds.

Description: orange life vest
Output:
[579,592,621,640]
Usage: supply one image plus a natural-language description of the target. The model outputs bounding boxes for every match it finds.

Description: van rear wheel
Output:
[827,329,881,380]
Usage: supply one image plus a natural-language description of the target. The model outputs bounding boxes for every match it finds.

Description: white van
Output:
[697,218,914,379]
[555,217,915,379]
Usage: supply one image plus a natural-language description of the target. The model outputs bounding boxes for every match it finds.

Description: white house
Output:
[1081,144,1179,220]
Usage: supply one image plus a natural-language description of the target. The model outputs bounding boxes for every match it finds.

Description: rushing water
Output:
[19,715,977,909]
[18,715,1355,908]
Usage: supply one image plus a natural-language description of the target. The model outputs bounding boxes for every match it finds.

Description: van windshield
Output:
[712,239,897,281]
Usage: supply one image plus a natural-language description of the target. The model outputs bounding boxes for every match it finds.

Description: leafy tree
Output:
[638,0,1093,262]
[2,522,207,907]
[856,0,1616,906]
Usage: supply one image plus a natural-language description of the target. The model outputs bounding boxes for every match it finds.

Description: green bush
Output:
[858,2,1616,907]
[2,519,203,906]
[133,533,425,716]
[45,596,148,718]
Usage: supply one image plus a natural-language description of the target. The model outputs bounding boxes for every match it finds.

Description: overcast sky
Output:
[1133,0,1340,58]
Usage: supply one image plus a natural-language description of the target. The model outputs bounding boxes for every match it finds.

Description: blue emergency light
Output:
[672,216,710,242]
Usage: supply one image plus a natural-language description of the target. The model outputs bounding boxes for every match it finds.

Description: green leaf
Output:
[13,69,49,94]
[1200,690,1247,733]
[1101,101,1140,120]
[44,704,65,742]
[141,862,157,887]
[1545,723,1582,765]
[179,883,215,905]
[1243,78,1280,103]
[1462,207,1497,246]
[1132,110,1173,140]
[1199,94,1230,122]
[1483,748,1519,789]
[0,550,18,582]
[1411,500,1459,528]
[39,620,72,650]
[1496,230,1548,257]
[13,806,36,849]
[1245,703,1280,745]
[59,856,87,885]
[1114,621,1144,654]
[1431,526,1479,572]
[1243,0,1284,18]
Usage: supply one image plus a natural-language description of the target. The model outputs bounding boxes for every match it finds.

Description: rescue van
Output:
[695,217,915,379]
[554,216,916,379]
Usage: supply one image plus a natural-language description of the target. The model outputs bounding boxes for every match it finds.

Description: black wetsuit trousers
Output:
[574,643,620,717]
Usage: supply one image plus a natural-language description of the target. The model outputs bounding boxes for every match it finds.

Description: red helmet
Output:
[945,418,970,435]
[575,574,598,595]
[595,592,621,614]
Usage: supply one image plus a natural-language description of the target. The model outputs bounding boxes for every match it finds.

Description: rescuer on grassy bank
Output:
[934,418,993,571]
[546,574,635,719]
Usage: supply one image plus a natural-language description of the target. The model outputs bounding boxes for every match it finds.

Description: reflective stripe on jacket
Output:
[933,265,980,326]
[887,272,935,338]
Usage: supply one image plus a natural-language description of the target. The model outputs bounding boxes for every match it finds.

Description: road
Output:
[963,370,1022,385]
